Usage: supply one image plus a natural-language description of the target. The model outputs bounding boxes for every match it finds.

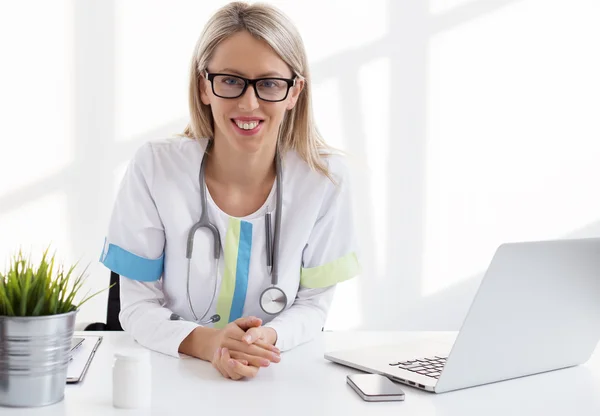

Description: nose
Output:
[237,84,260,111]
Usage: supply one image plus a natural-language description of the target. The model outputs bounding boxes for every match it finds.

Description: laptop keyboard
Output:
[389,356,447,379]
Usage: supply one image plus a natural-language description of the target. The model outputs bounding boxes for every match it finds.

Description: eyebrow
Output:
[218,68,289,78]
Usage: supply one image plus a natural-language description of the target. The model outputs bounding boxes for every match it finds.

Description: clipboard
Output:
[67,335,103,384]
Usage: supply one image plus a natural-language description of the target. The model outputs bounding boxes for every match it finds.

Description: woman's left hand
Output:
[242,326,278,347]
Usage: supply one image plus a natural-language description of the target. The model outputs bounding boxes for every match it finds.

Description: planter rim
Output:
[0,310,78,322]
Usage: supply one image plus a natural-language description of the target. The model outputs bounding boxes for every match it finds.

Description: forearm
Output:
[119,299,200,358]
[119,277,200,358]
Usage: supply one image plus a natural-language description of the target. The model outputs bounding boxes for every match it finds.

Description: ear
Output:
[286,78,305,110]
[199,73,211,106]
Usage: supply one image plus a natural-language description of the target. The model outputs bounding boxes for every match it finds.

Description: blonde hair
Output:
[182,1,333,178]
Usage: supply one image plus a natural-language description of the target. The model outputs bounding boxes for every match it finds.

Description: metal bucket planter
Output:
[0,310,76,407]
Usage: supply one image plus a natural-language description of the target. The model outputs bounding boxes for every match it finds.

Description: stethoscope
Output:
[170,140,287,325]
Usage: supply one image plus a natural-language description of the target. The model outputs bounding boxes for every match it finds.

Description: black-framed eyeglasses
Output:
[203,70,297,102]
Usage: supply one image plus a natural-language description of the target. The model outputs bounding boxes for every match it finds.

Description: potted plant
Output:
[0,247,110,408]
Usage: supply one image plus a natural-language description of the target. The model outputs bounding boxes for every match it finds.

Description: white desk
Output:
[3,331,600,415]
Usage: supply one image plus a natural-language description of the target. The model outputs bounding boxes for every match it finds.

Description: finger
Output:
[226,340,281,363]
[216,348,234,380]
[234,316,263,331]
[225,334,278,354]
[219,348,237,380]
[255,339,280,354]
[229,359,259,379]
[213,348,230,379]
[246,343,281,363]
[221,348,243,381]
[242,327,264,345]
[219,348,238,380]
[216,354,248,378]
[241,328,280,354]
[229,350,271,368]
[225,349,260,379]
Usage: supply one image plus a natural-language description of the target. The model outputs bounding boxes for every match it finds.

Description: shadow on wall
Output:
[311,0,522,331]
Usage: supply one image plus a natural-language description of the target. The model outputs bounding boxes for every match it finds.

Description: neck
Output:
[205,138,276,190]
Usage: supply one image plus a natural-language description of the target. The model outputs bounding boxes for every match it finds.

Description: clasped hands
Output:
[209,316,280,380]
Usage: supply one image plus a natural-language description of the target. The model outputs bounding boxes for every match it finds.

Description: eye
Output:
[221,77,243,86]
[258,79,286,89]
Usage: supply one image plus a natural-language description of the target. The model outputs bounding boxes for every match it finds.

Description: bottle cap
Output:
[114,348,150,362]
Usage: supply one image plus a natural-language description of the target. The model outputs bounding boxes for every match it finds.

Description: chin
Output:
[229,133,265,154]
[235,139,264,154]
[229,127,270,153]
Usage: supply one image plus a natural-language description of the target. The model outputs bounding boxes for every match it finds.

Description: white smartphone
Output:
[347,374,406,402]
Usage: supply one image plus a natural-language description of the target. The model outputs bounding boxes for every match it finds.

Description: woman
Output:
[100,1,360,380]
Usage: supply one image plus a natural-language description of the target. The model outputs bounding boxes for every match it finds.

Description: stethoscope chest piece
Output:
[260,286,287,315]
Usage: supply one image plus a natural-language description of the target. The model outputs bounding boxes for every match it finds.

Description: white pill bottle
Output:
[112,349,152,409]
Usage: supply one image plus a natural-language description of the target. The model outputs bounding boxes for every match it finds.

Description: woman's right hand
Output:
[209,316,281,379]
[212,346,255,380]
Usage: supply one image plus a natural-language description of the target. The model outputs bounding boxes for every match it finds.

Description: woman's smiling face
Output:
[200,30,304,155]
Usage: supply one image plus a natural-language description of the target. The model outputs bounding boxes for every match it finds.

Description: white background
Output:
[1,0,599,331]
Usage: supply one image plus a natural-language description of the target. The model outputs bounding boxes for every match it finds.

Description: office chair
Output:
[84,271,123,331]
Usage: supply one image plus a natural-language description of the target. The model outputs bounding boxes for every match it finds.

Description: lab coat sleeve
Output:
[118,277,200,359]
[100,143,199,358]
[264,156,361,351]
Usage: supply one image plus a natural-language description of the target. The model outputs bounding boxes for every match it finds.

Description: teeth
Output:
[235,120,259,130]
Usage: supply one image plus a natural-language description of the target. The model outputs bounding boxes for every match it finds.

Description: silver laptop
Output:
[325,238,600,393]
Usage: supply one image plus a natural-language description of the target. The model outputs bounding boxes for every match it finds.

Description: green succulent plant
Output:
[0,247,109,317]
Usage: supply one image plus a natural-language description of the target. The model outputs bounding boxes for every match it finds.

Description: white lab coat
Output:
[100,137,360,357]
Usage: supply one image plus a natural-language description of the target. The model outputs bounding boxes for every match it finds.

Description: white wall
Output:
[1,0,599,331]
